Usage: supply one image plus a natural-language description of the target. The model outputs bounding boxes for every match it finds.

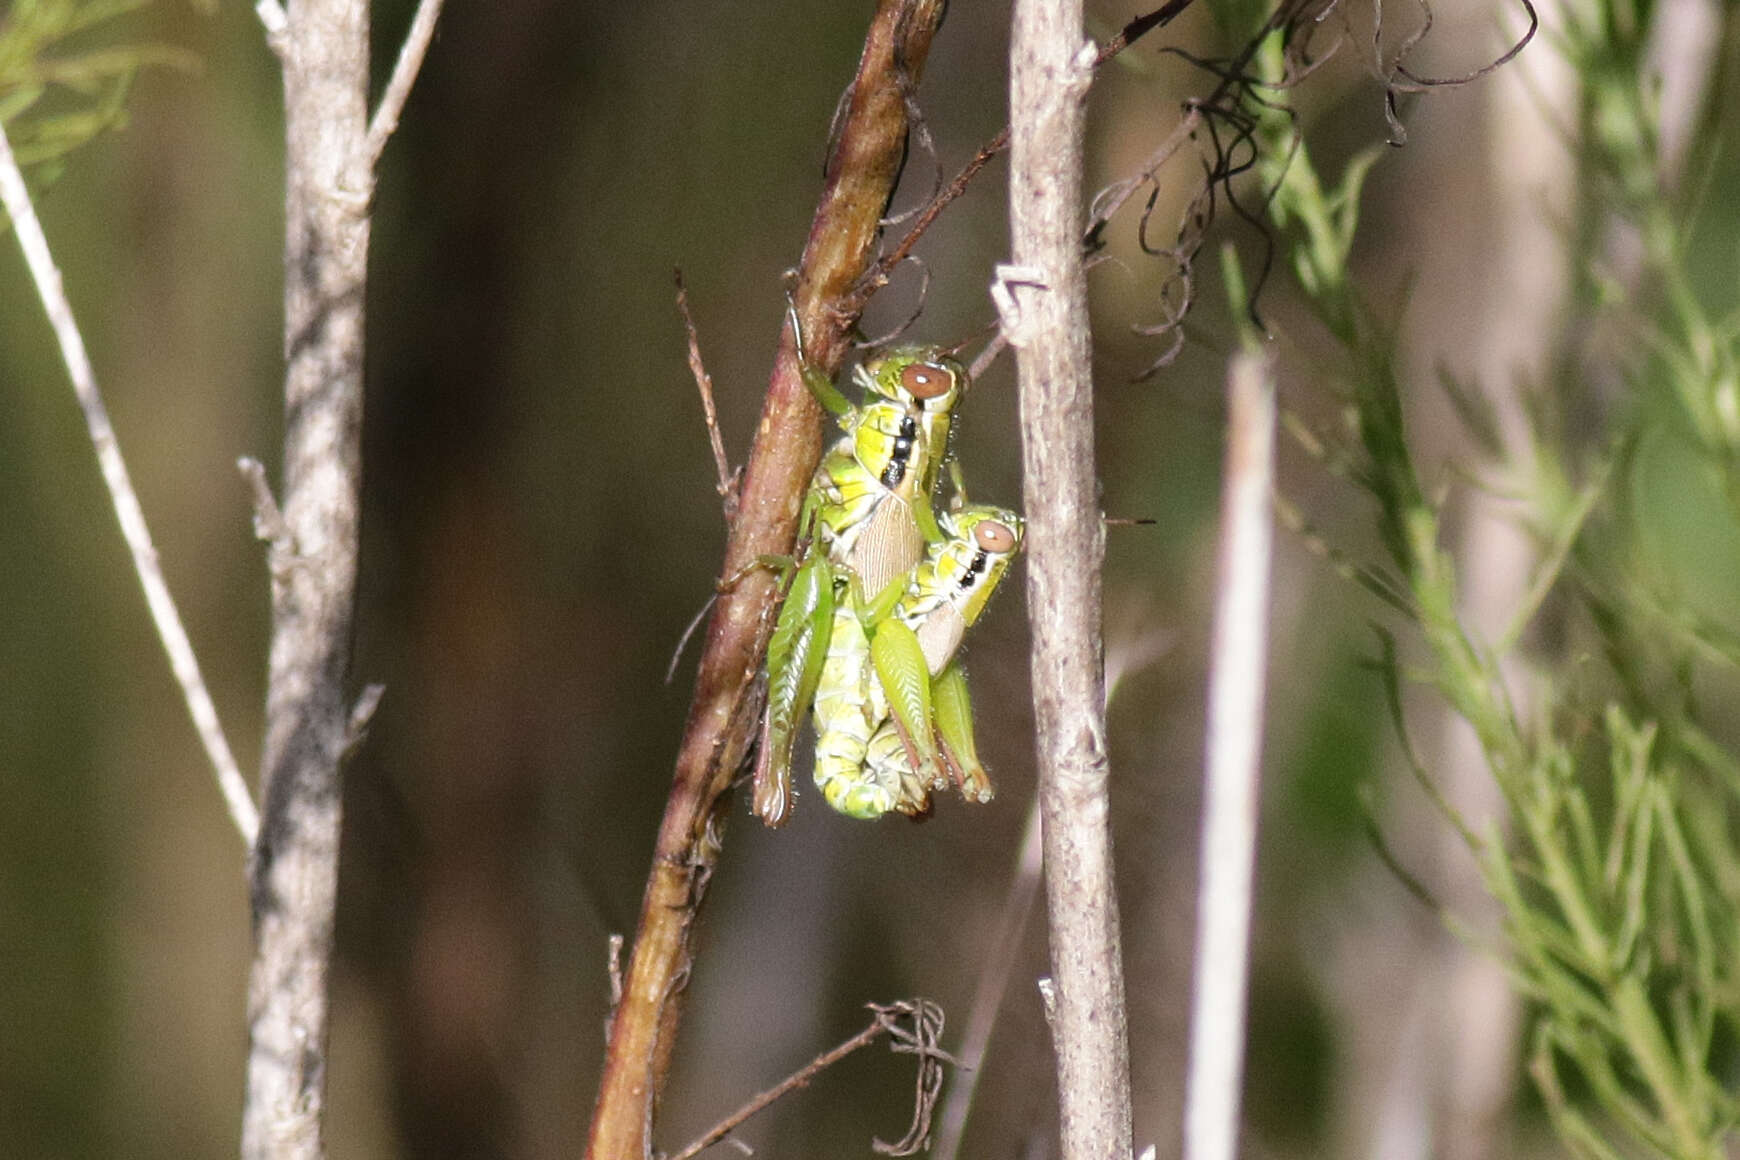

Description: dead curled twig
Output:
[876,999,953,1155]
[845,0,1536,369]
[838,1,1197,324]
[1106,0,1537,367]
[665,1000,953,1160]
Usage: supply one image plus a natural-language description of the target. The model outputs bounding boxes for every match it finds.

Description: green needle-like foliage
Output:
[1241,2,1740,1154]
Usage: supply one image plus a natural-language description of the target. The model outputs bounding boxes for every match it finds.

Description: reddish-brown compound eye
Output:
[901,361,956,400]
[974,521,1016,553]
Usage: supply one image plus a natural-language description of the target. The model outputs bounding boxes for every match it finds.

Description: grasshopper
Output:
[813,505,1024,819]
[750,328,970,825]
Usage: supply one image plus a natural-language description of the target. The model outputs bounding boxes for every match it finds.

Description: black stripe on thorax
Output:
[879,414,920,488]
[958,549,987,590]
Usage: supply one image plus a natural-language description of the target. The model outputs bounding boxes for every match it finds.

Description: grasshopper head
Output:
[853,347,967,412]
[937,505,1024,628]
[847,347,967,505]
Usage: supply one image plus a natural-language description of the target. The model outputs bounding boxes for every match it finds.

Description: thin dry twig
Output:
[1086,105,1205,239]
[1183,347,1276,1160]
[0,120,260,847]
[663,595,718,686]
[667,1000,951,1160]
[585,6,950,1157]
[1006,3,1134,1158]
[668,1022,886,1160]
[674,269,737,518]
[364,0,447,167]
[965,330,1009,384]
[1093,0,1197,65]
[845,126,1008,320]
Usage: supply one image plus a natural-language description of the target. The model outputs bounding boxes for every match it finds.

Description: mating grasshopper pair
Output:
[751,326,1023,825]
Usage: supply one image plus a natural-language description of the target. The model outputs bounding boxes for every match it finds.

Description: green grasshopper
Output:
[750,332,969,825]
[812,505,1024,820]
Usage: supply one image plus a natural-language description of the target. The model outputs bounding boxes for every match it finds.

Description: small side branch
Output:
[255,0,289,55]
[364,0,447,168]
[238,456,293,557]
[668,1000,951,1160]
[1183,348,1276,1160]
[674,270,737,519]
[0,119,260,847]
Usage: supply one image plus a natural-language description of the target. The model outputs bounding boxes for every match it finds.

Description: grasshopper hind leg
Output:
[931,661,993,803]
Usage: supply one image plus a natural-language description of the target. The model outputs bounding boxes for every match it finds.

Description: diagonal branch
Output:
[584,4,948,1157]
[0,119,260,848]
[364,0,446,167]
[668,1000,951,1160]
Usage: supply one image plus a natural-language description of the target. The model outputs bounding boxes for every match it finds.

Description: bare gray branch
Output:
[1007,5,1133,1159]
[241,0,373,1155]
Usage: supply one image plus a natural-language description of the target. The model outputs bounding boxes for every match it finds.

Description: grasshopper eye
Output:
[974,521,1017,553]
[901,361,956,400]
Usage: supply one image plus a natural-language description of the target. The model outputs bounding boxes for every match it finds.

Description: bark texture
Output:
[241,1,371,1156]
[1007,4,1135,1159]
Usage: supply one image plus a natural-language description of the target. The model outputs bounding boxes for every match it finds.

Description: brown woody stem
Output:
[584,4,948,1157]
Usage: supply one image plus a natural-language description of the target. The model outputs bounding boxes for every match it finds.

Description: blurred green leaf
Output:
[0,0,189,174]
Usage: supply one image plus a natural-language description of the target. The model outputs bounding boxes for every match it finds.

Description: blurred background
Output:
[1,0,1709,1156]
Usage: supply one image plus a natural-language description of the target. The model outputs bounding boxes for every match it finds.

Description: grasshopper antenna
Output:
[785,289,854,416]
[664,595,718,686]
